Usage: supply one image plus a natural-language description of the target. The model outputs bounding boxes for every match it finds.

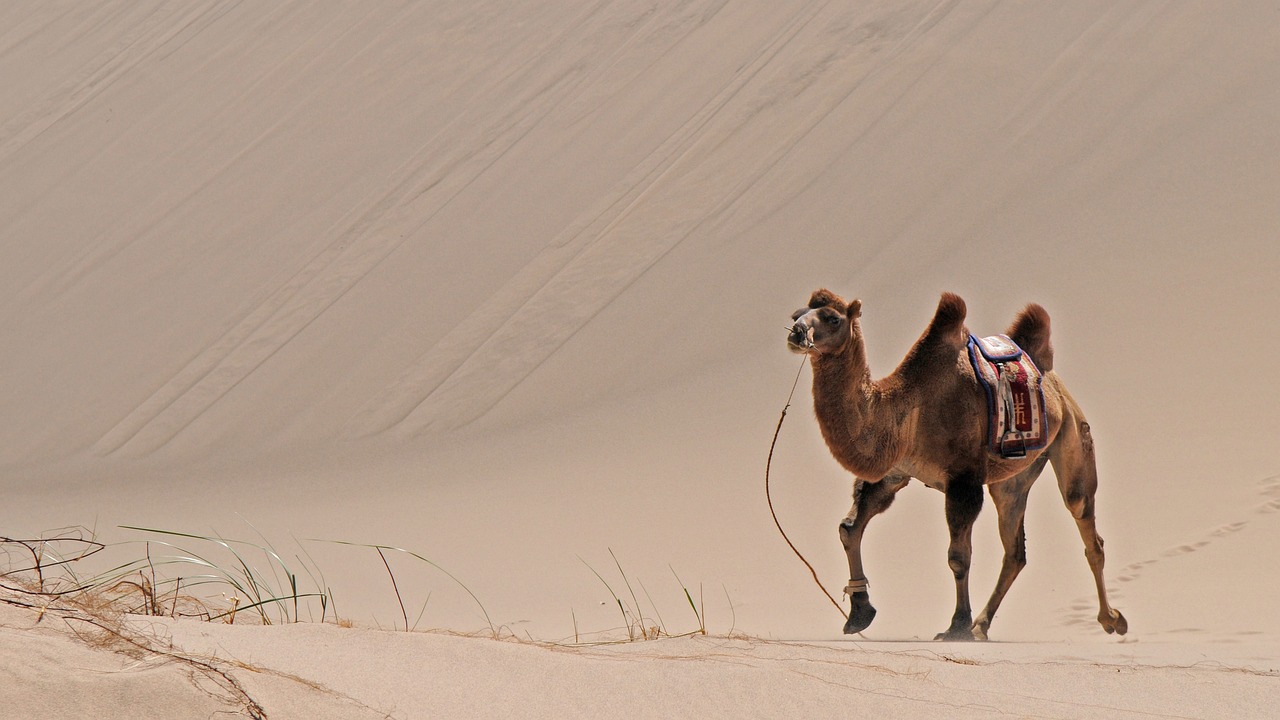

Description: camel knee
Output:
[1063,491,1094,520]
[947,549,970,580]
[839,518,856,549]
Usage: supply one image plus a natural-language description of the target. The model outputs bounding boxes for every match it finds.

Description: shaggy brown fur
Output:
[787,289,1125,640]
[1007,303,1054,372]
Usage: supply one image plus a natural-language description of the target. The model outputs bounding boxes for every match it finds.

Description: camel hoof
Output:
[934,627,977,642]
[1101,608,1128,636]
[843,593,876,634]
[971,623,989,641]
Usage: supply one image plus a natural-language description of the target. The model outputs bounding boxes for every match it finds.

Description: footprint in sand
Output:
[1160,540,1210,558]
[1255,476,1280,513]
[1257,499,1280,514]
[1058,473,1279,627]
[1210,522,1247,537]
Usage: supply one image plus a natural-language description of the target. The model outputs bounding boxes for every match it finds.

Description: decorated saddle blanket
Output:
[967,334,1047,458]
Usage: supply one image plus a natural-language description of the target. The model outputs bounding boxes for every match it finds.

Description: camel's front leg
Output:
[937,475,984,641]
[838,474,908,635]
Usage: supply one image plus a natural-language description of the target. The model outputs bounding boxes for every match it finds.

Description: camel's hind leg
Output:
[972,455,1049,640]
[1049,416,1128,636]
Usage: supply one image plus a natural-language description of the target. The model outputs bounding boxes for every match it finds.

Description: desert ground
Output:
[2,1,1278,717]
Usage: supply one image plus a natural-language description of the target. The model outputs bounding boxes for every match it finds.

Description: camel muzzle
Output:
[787,322,814,352]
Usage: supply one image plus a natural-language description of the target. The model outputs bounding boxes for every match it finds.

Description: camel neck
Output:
[809,340,907,480]
[810,342,870,403]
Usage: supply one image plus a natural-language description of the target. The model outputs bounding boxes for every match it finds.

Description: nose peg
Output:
[788,322,815,349]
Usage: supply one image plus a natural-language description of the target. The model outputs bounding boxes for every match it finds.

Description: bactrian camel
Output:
[786,289,1127,640]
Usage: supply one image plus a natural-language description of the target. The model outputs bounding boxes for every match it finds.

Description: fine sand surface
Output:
[3,1,1279,717]
[4,595,1277,720]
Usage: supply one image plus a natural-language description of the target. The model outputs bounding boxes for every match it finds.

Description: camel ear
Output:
[846,299,862,319]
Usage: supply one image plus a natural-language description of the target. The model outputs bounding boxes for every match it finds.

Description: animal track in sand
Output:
[1058,474,1280,629]
[1256,476,1280,514]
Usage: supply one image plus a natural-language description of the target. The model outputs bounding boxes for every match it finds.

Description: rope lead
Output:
[765,355,848,620]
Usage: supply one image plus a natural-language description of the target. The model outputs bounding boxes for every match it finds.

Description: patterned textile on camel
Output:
[967,333,1047,459]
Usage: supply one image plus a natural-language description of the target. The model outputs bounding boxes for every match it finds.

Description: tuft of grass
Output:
[4,525,494,635]
[2,525,337,628]
[4,526,727,647]
[572,550,708,644]
[315,539,496,637]
[116,525,328,624]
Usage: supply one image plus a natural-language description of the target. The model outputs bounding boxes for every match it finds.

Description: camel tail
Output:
[1008,303,1054,372]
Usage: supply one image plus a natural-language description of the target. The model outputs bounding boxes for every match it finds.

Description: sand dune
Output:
[3,1,1279,716]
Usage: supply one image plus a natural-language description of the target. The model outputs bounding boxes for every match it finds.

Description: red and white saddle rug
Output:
[966,334,1047,458]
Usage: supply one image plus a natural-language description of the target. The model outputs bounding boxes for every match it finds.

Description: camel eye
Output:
[825,314,841,326]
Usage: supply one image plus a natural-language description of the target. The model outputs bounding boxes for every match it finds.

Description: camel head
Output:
[787,288,862,356]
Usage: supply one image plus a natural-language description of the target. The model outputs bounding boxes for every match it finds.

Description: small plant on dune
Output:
[572,549,713,645]
[112,525,333,625]
[4,527,729,646]
[1,525,333,625]
[2,525,497,637]
[317,539,496,637]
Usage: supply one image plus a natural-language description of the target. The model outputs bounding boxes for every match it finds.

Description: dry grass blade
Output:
[608,549,656,639]
[670,566,705,635]
[1,532,107,596]
[376,547,409,631]
[637,577,668,638]
[317,539,494,636]
[579,555,632,640]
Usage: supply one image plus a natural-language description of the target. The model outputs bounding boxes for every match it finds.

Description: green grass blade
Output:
[316,539,494,636]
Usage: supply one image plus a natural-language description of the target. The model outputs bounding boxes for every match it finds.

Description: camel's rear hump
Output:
[1007,303,1054,372]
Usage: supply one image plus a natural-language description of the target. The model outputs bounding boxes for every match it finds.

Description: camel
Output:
[786,289,1127,640]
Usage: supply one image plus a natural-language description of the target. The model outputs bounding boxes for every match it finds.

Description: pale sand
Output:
[2,1,1279,717]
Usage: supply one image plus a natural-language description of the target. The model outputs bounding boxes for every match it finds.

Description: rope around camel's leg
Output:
[765,356,848,620]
